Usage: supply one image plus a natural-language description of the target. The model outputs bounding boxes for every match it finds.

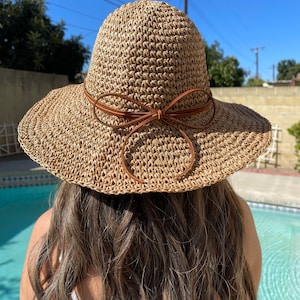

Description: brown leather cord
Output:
[84,83,216,183]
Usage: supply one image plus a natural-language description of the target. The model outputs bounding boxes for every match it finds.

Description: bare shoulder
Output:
[20,208,53,300]
[237,197,259,247]
[237,197,262,294]
[25,208,53,257]
[237,197,255,226]
[33,208,53,235]
[26,208,53,249]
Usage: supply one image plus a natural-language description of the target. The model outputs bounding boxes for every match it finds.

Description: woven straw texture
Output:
[18,0,272,194]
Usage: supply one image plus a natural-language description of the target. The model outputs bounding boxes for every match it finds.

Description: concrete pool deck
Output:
[229,169,300,208]
[1,154,300,208]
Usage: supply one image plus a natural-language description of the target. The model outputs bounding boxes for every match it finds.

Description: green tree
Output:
[205,41,247,87]
[277,59,300,80]
[0,0,90,82]
[205,41,224,69]
[246,77,264,87]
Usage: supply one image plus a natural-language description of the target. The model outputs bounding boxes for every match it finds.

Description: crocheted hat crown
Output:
[85,0,210,111]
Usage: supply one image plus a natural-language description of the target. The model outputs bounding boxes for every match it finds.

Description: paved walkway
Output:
[0,155,41,172]
[230,169,300,208]
[1,154,300,208]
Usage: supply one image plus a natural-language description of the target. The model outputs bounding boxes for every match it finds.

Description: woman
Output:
[19,1,271,299]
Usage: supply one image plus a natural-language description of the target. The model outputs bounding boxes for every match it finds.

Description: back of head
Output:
[30,180,255,300]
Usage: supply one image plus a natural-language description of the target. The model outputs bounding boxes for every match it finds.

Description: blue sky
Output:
[45,0,300,81]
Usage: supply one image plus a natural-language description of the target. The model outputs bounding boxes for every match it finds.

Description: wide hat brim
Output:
[18,83,271,194]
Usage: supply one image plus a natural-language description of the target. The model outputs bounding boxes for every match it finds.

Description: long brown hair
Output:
[29,180,256,299]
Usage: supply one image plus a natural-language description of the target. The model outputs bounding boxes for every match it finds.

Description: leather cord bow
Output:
[84,83,216,183]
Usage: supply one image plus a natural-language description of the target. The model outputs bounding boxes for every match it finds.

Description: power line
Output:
[191,1,254,66]
[103,0,124,7]
[61,23,98,34]
[47,2,102,21]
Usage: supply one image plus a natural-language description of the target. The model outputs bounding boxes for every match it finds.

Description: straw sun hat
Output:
[18,0,271,194]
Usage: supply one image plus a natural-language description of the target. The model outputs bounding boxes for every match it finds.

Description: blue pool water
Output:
[0,185,56,300]
[251,205,300,299]
[0,185,299,299]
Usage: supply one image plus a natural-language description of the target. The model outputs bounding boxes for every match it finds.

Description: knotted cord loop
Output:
[84,83,216,183]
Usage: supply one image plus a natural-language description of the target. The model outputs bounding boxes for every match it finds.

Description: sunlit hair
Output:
[29,180,256,299]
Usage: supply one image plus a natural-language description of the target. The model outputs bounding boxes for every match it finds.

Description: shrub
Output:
[288,121,300,172]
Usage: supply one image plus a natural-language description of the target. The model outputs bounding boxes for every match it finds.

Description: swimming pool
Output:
[0,185,299,299]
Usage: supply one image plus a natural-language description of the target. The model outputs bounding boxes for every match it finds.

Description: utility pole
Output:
[272,64,275,82]
[184,0,188,15]
[250,46,265,79]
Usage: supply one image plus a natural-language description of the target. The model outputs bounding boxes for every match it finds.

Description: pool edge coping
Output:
[1,168,300,210]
